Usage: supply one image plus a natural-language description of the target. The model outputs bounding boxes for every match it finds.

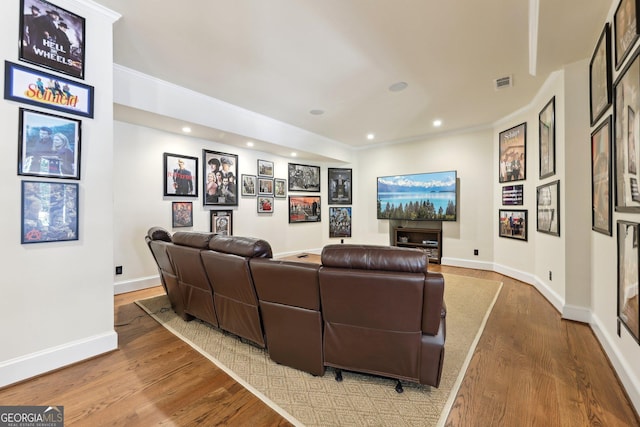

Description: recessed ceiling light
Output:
[246,141,254,147]
[181,126,191,133]
[389,81,408,92]
[291,152,297,157]
[433,119,442,127]
[310,109,325,115]
[367,133,375,140]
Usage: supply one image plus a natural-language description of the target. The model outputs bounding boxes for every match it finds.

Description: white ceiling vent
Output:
[494,75,513,90]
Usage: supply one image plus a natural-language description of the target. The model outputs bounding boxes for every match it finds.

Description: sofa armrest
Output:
[422,271,445,335]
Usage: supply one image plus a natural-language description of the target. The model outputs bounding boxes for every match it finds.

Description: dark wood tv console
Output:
[393,227,442,264]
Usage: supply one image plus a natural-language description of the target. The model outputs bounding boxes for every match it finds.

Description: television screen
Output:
[377,170,457,221]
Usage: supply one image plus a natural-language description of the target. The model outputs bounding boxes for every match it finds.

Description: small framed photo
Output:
[258,196,274,213]
[203,150,238,206]
[592,116,613,235]
[172,202,193,228]
[257,159,274,177]
[499,209,528,241]
[258,177,274,195]
[19,0,86,79]
[4,61,94,118]
[539,97,555,179]
[590,23,612,125]
[164,153,198,197]
[210,210,233,235]
[274,178,287,198]
[328,168,352,204]
[329,207,352,238]
[21,180,78,244]
[288,163,320,192]
[498,123,526,183]
[18,108,81,179]
[615,0,640,70]
[536,180,560,236]
[617,220,640,343]
[241,174,256,196]
[502,184,523,206]
[289,196,321,223]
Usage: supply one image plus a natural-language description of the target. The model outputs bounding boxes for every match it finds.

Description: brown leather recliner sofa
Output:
[145,227,446,390]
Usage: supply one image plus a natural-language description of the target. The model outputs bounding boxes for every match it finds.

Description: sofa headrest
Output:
[147,226,172,242]
[209,235,273,258]
[321,244,428,273]
[172,231,215,249]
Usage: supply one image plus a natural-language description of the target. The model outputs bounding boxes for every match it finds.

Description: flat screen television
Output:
[377,170,457,221]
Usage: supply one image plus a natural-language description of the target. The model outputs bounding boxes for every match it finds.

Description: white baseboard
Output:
[114,275,161,295]
[441,257,494,271]
[0,331,118,388]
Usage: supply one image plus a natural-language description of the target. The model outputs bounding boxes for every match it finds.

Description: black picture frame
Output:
[289,196,321,223]
[614,46,640,212]
[615,0,640,70]
[539,97,555,179]
[258,196,274,214]
[536,180,560,236]
[498,123,526,183]
[210,210,233,235]
[258,178,274,195]
[617,220,640,344]
[241,174,256,196]
[18,107,81,179]
[288,163,320,192]
[19,0,86,79]
[499,209,528,241]
[172,202,193,228]
[21,180,78,244]
[257,159,274,177]
[274,178,287,198]
[592,115,613,236]
[328,168,352,204]
[163,153,198,197]
[4,61,94,118]
[502,184,524,206]
[202,150,238,206]
[590,23,613,125]
[329,206,352,238]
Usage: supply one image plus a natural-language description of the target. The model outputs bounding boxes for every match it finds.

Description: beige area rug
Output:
[136,273,502,427]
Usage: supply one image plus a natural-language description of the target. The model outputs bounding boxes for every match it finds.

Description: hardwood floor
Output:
[0,265,638,426]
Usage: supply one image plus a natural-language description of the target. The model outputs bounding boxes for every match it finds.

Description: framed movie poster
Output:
[21,180,78,244]
[498,123,526,183]
[288,163,320,192]
[258,196,274,213]
[210,210,232,235]
[241,174,256,196]
[502,184,523,206]
[328,168,352,204]
[203,150,238,206]
[172,202,193,228]
[18,108,81,179]
[289,196,321,223]
[274,178,287,198]
[258,178,273,195]
[163,153,198,197]
[615,0,640,70]
[536,180,560,236]
[329,206,352,238]
[592,116,613,235]
[590,23,612,125]
[614,48,640,211]
[4,61,94,118]
[498,209,527,241]
[19,0,86,79]
[539,97,555,179]
[617,220,640,344]
[257,159,274,177]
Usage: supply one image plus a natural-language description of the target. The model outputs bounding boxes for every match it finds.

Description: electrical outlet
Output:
[548,271,552,281]
[473,249,479,256]
[115,266,123,275]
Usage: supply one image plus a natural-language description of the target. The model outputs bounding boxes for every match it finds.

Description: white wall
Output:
[0,0,119,386]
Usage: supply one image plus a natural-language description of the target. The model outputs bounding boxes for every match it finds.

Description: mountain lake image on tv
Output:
[377,170,457,221]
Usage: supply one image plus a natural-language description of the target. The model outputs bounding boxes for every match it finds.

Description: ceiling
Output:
[94,0,611,151]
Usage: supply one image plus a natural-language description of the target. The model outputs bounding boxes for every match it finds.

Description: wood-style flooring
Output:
[0,263,638,426]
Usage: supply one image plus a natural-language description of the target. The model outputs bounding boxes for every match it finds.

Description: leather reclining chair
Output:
[319,244,446,391]
[165,231,219,328]
[200,235,272,348]
[250,258,324,376]
[145,227,190,321]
